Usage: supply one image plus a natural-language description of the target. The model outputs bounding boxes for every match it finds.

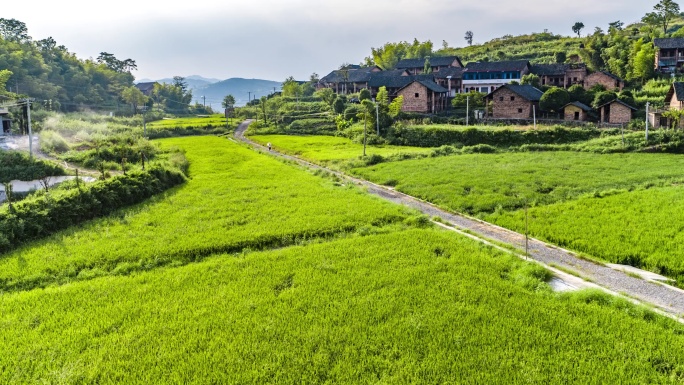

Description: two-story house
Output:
[654,38,684,73]
[530,63,587,88]
[319,65,383,94]
[461,60,531,94]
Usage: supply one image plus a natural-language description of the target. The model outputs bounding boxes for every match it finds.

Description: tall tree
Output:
[464,31,474,46]
[423,57,432,74]
[0,18,29,43]
[222,94,236,109]
[572,22,585,38]
[653,0,681,33]
[121,86,148,113]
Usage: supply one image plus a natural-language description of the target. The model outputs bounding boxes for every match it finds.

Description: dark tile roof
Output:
[465,60,530,72]
[369,73,434,89]
[488,84,543,101]
[395,56,462,69]
[530,64,568,76]
[597,99,637,110]
[418,80,448,93]
[654,38,684,49]
[135,82,157,94]
[666,82,684,103]
[590,71,624,82]
[433,67,465,79]
[563,101,593,112]
[320,67,377,83]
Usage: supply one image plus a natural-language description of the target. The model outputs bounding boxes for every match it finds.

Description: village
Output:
[311,36,684,128]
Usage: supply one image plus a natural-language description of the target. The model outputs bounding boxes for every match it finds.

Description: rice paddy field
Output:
[146,114,237,130]
[6,136,684,382]
[250,134,434,163]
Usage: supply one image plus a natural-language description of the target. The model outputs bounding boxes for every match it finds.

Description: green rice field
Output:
[249,134,434,163]
[147,114,237,130]
[5,136,684,382]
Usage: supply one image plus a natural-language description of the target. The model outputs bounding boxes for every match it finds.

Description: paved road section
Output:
[235,121,684,318]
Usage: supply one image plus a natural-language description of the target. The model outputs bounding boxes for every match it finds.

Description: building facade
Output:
[486,84,543,119]
[654,38,684,73]
[397,81,448,114]
[584,71,624,91]
[462,60,531,94]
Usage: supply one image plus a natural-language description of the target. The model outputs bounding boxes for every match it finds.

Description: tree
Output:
[0,18,29,43]
[572,22,585,38]
[630,39,656,84]
[364,39,433,70]
[0,70,13,97]
[423,57,432,74]
[314,88,336,106]
[520,73,541,89]
[540,87,570,113]
[97,52,137,73]
[359,88,371,101]
[555,51,567,64]
[376,86,389,107]
[641,12,661,34]
[309,72,319,83]
[388,96,404,118]
[464,31,474,46]
[282,76,302,98]
[333,96,346,114]
[653,0,680,33]
[592,91,617,109]
[222,94,236,109]
[663,108,684,129]
[121,86,148,113]
[608,20,624,32]
[452,91,486,109]
[568,84,591,106]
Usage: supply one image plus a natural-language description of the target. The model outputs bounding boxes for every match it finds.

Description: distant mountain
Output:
[200,78,282,107]
[135,76,281,107]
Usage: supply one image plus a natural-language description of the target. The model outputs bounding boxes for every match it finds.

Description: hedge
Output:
[0,151,65,183]
[0,166,186,253]
[389,125,607,148]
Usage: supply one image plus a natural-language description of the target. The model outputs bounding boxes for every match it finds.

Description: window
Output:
[510,96,515,101]
[415,93,420,98]
[499,96,504,101]
[573,77,577,82]
[517,108,523,113]
[480,87,488,93]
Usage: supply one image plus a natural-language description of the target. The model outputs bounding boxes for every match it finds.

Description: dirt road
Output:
[235,120,684,318]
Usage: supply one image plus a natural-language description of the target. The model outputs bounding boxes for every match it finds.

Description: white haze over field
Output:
[3,0,649,81]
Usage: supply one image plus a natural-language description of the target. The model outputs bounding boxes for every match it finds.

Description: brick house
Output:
[486,84,543,119]
[367,70,412,96]
[654,38,684,73]
[597,99,636,125]
[649,82,684,128]
[462,60,531,94]
[397,80,449,113]
[562,101,592,122]
[395,56,463,75]
[584,71,624,91]
[530,63,587,88]
[319,65,383,94]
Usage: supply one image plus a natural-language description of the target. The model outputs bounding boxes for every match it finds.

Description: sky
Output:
[3,0,650,82]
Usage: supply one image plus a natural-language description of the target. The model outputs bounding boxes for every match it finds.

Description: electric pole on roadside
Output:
[141,106,148,138]
[26,98,33,159]
[466,95,469,126]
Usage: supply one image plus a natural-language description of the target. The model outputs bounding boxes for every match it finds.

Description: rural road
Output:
[235,120,684,318]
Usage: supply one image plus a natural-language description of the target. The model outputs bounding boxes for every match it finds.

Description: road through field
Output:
[235,121,684,318]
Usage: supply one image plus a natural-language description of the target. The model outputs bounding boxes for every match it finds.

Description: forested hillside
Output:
[0,18,136,111]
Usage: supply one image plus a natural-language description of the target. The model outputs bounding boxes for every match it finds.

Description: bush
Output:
[0,166,186,253]
[287,119,336,134]
[0,151,65,183]
[39,131,70,154]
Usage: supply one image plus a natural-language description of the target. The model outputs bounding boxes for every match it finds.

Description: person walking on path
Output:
[267,142,272,151]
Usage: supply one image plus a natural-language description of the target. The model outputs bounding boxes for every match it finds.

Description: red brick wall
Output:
[608,103,632,124]
[399,82,429,113]
[585,73,623,91]
[491,88,535,119]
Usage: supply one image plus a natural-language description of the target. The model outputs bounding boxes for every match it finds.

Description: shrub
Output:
[39,131,70,154]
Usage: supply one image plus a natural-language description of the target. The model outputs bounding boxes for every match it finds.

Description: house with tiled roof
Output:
[486,84,543,119]
[654,38,684,73]
[530,63,587,88]
[433,67,464,97]
[462,60,531,94]
[319,66,382,94]
[397,80,449,114]
[584,71,624,91]
[649,82,684,128]
[395,56,463,75]
[563,101,593,122]
[597,99,636,125]
[135,82,158,96]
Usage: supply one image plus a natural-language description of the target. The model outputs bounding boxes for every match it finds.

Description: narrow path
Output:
[235,121,684,318]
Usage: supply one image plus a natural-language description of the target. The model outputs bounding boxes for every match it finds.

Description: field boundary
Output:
[235,120,684,319]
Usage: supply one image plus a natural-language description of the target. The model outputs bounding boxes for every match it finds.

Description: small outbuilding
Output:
[0,107,11,135]
[563,101,593,122]
[597,99,636,125]
[486,84,543,119]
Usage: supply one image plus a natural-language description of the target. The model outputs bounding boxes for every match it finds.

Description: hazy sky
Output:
[3,0,649,82]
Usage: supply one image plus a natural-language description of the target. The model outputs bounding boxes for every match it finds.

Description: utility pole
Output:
[202,95,206,108]
[248,92,252,103]
[525,203,529,259]
[466,95,469,126]
[363,111,367,157]
[26,98,33,159]
[645,102,650,142]
[375,102,380,135]
[533,105,537,130]
[142,106,147,138]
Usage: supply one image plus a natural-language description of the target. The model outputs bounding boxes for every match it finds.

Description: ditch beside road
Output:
[235,120,684,319]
